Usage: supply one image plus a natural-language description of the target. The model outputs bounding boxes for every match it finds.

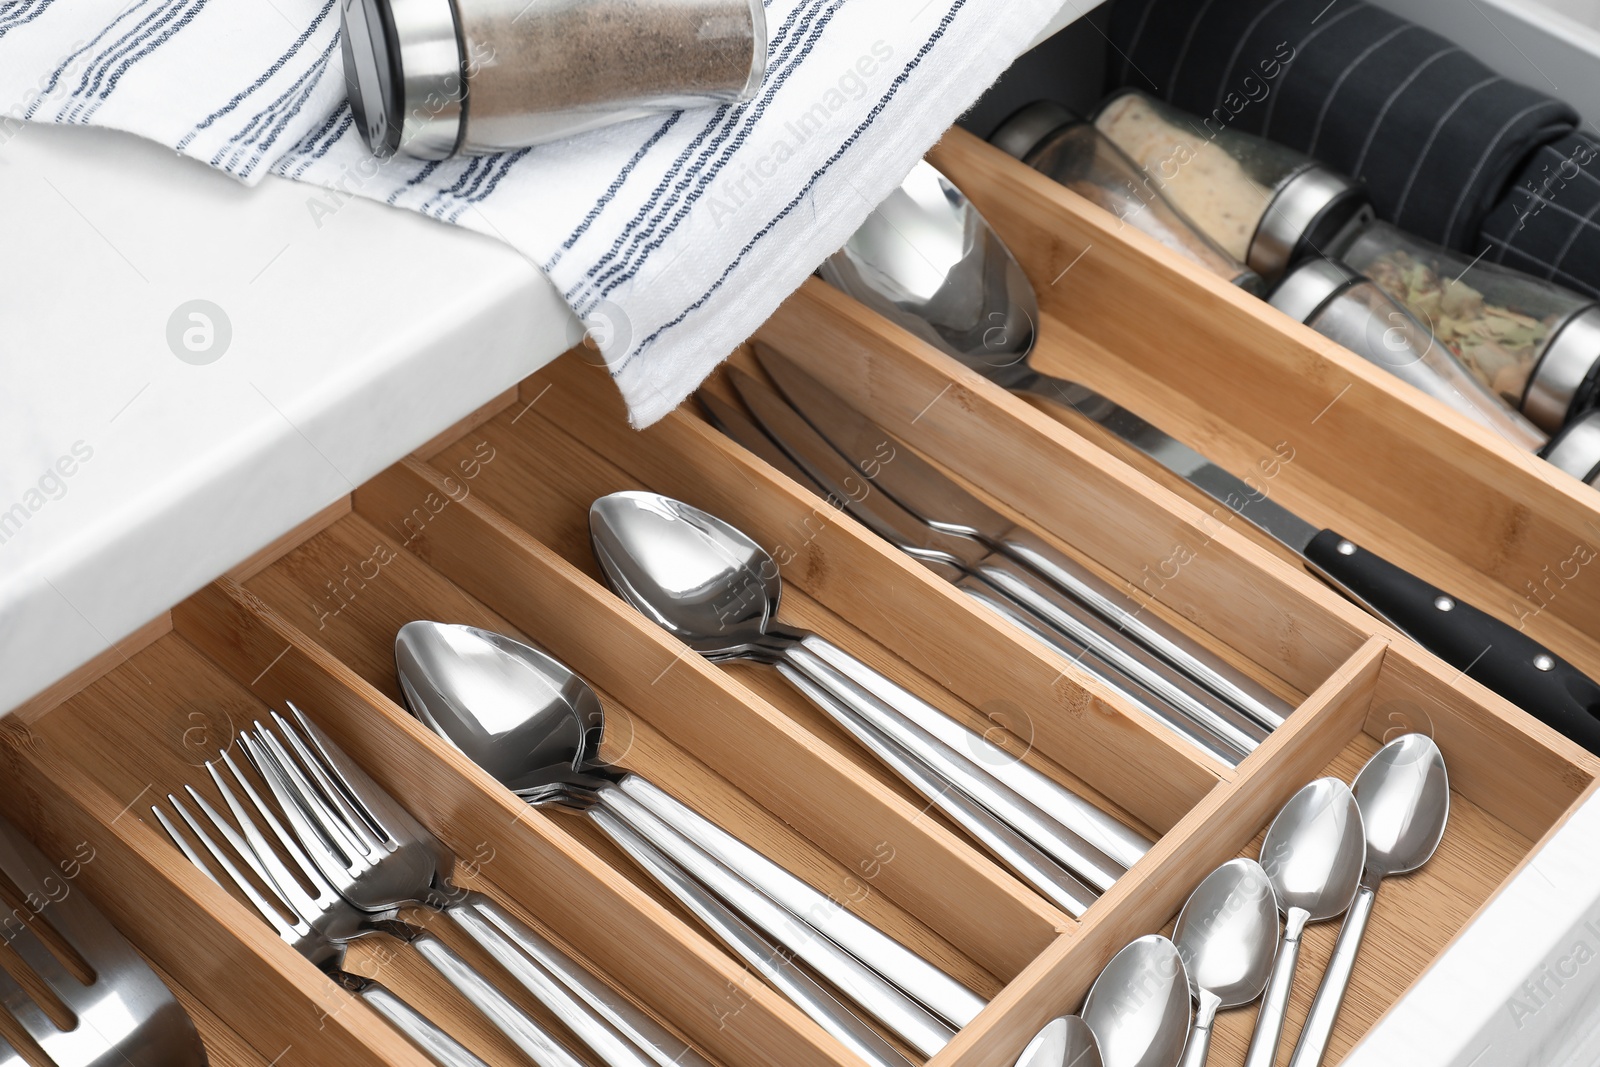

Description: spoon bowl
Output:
[1356,734,1450,876]
[1015,1015,1103,1067]
[396,621,598,794]
[1261,778,1366,921]
[1172,859,1277,1067]
[589,491,782,660]
[1080,935,1191,1067]
[820,159,1037,367]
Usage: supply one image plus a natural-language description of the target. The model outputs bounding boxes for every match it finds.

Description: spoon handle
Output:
[777,660,1098,917]
[1243,907,1309,1067]
[788,636,1126,891]
[612,773,987,1029]
[1179,990,1221,1067]
[1289,880,1378,1067]
[588,806,917,1067]
[592,783,957,1057]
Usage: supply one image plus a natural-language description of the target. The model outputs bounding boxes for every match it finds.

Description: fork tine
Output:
[273,708,391,857]
[0,912,84,1009]
[251,719,374,871]
[152,797,304,943]
[241,726,372,895]
[204,749,339,921]
[0,1028,26,1067]
[285,702,412,850]
[0,955,67,1056]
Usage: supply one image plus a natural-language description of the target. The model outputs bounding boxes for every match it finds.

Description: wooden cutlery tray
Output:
[3,128,1599,1067]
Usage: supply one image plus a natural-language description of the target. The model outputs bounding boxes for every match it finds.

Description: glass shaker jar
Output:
[990,101,1266,294]
[1092,90,1372,283]
[1270,259,1549,452]
[1544,409,1600,487]
[1331,220,1600,433]
[342,0,767,159]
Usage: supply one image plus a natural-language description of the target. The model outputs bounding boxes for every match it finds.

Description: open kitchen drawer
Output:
[2,132,1598,1067]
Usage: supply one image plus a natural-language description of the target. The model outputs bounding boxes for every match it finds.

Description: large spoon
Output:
[1243,779,1365,1067]
[1015,1015,1103,1067]
[589,489,1133,915]
[1172,859,1277,1067]
[394,621,974,1063]
[1288,734,1449,1067]
[1080,935,1192,1067]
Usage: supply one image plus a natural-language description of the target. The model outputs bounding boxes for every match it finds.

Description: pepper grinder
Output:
[342,0,767,159]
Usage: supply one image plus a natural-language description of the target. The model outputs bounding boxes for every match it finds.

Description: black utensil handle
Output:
[1304,529,1600,752]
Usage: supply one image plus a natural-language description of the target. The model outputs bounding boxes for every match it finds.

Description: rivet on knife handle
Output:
[1302,531,1600,750]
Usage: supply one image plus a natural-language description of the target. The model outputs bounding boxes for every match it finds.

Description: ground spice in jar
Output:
[464,0,763,137]
[1095,92,1268,261]
[344,0,765,158]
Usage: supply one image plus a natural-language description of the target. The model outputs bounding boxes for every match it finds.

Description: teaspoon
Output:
[1081,935,1191,1067]
[1243,778,1365,1067]
[1172,859,1277,1067]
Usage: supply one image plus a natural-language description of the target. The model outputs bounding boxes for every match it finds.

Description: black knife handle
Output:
[1304,529,1600,752]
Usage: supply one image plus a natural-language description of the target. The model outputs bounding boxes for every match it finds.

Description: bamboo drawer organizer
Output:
[3,127,1598,1067]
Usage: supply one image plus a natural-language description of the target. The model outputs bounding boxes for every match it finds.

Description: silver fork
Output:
[152,763,585,1067]
[0,815,207,1067]
[242,705,710,1067]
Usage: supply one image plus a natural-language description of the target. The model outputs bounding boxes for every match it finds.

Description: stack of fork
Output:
[153,705,716,1067]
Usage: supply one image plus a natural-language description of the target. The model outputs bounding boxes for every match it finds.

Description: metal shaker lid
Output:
[1267,258,1364,324]
[1250,166,1373,282]
[1524,304,1600,432]
[340,0,464,159]
[990,101,1081,163]
[1541,407,1600,486]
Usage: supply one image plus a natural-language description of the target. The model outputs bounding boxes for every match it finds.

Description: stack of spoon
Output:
[1014,733,1449,1067]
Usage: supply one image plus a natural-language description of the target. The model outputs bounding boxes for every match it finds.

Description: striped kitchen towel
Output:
[1102,0,1578,252]
[1480,131,1600,302]
[0,0,1066,426]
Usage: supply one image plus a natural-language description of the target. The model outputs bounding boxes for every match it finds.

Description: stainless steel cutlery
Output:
[0,816,207,1067]
[1012,734,1447,1067]
[393,619,973,1066]
[589,488,1149,915]
[155,705,714,1067]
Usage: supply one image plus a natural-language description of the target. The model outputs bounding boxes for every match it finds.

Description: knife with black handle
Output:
[1019,370,1600,754]
[1303,530,1600,749]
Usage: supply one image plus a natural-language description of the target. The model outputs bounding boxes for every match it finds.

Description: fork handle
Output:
[439,901,671,1067]
[383,921,591,1067]
[334,971,494,1067]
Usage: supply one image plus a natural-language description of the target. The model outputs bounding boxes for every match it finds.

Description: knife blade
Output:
[751,344,1290,734]
[989,362,1600,752]
[721,364,1270,765]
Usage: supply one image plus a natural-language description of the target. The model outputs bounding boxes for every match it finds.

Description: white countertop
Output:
[0,122,576,713]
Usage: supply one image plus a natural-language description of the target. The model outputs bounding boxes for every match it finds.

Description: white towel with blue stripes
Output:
[0,0,1065,425]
